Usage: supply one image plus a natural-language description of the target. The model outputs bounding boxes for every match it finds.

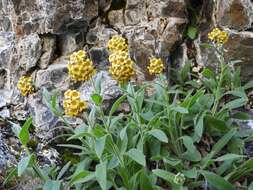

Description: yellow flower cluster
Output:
[208,28,229,44]
[109,51,135,83]
[67,50,96,82]
[108,36,128,53]
[63,89,87,117]
[17,76,34,96]
[147,58,164,75]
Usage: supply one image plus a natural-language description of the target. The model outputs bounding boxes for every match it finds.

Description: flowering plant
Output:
[8,32,253,190]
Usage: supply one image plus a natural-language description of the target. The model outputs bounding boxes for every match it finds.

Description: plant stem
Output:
[211,49,225,115]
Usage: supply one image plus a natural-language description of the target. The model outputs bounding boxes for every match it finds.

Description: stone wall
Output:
[0,0,253,184]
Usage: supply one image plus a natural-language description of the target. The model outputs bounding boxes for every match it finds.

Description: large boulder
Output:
[215,0,253,30]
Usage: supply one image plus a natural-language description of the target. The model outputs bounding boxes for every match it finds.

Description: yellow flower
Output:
[208,28,221,41]
[63,89,87,117]
[208,28,229,44]
[216,31,229,44]
[109,51,135,83]
[68,50,96,82]
[17,76,34,96]
[69,50,86,63]
[147,58,164,75]
[108,36,128,53]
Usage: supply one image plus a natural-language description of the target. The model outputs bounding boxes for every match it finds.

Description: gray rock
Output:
[14,176,43,190]
[0,68,7,89]
[0,108,10,119]
[0,32,15,94]
[58,32,85,55]
[12,108,29,121]
[86,29,99,45]
[216,0,253,30]
[125,0,146,25]
[146,0,186,19]
[0,0,98,35]
[88,24,118,47]
[89,47,109,68]
[17,34,42,71]
[225,31,253,82]
[0,133,11,175]
[38,35,56,69]
[126,17,186,79]
[28,91,58,140]
[0,94,7,108]
[35,60,70,91]
[79,71,121,103]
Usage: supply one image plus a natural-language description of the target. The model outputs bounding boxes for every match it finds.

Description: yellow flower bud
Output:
[17,76,34,96]
[68,50,96,82]
[208,28,229,44]
[147,58,164,75]
[108,51,135,84]
[108,36,128,53]
[63,89,87,117]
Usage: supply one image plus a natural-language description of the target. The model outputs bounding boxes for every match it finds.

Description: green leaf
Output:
[57,144,86,151]
[109,95,126,116]
[153,169,174,183]
[136,88,145,110]
[43,180,61,190]
[201,171,236,190]
[244,80,253,90]
[57,161,71,180]
[200,43,213,49]
[18,117,32,146]
[153,169,182,188]
[95,72,103,93]
[231,112,252,120]
[108,156,119,169]
[249,182,253,190]
[228,60,242,65]
[95,136,107,159]
[69,170,94,185]
[18,155,34,176]
[193,112,206,142]
[140,170,154,190]
[179,62,191,82]
[187,26,198,39]
[120,126,128,140]
[3,168,17,186]
[202,128,237,168]
[42,88,62,116]
[91,93,103,106]
[225,89,247,99]
[95,162,107,190]
[226,158,253,182]
[205,115,228,132]
[182,168,197,179]
[126,148,146,166]
[223,98,248,110]
[10,122,21,137]
[148,129,168,143]
[67,132,93,141]
[171,106,188,114]
[181,136,201,162]
[202,68,216,80]
[214,154,245,162]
